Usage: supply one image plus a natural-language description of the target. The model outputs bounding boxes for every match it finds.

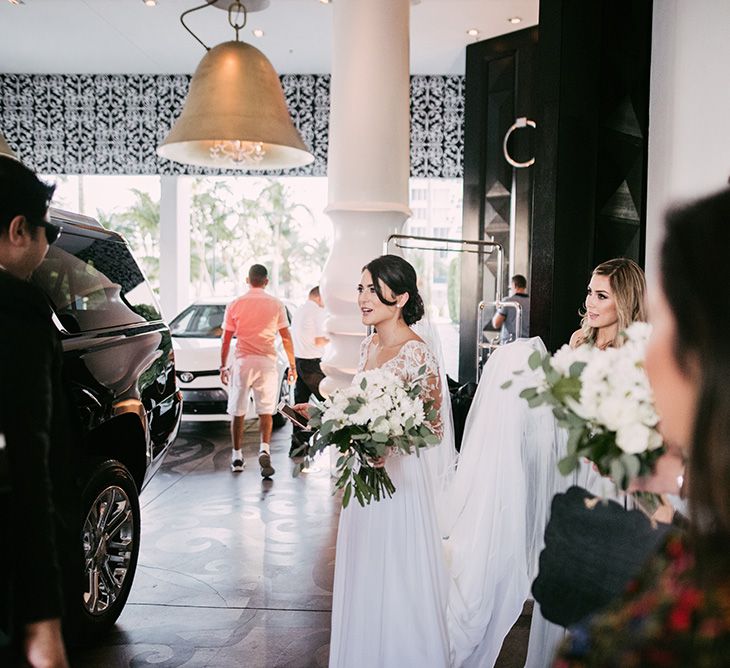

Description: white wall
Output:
[646,0,730,279]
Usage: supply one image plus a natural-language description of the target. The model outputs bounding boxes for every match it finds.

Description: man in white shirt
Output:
[220,264,296,477]
[289,286,329,456]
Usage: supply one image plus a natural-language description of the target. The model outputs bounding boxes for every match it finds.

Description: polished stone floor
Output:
[70,420,530,668]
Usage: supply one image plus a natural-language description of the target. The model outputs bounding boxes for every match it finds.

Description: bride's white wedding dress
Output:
[329,334,580,668]
[328,334,451,668]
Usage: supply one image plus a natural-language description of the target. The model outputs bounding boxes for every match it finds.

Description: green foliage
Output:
[97,189,160,291]
[189,178,329,298]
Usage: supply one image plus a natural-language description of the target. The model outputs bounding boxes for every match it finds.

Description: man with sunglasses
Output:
[0,155,72,668]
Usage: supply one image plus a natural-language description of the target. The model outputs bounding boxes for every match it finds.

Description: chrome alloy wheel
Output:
[82,485,135,615]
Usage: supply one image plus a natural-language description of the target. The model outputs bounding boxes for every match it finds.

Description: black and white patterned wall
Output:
[0,74,464,178]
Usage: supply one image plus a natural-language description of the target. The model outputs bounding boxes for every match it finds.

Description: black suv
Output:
[30,209,182,636]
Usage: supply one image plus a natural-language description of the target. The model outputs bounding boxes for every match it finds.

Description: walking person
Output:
[0,156,75,668]
[289,286,328,457]
[220,264,296,477]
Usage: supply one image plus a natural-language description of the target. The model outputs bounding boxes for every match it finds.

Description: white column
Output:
[159,175,191,320]
[320,0,412,395]
[646,0,730,279]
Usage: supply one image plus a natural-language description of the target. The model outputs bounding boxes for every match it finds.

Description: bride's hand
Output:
[292,403,310,418]
[369,456,386,468]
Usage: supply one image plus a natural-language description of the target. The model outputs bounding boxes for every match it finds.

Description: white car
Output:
[170,298,292,426]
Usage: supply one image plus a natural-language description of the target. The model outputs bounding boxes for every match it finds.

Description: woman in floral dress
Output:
[555,188,730,666]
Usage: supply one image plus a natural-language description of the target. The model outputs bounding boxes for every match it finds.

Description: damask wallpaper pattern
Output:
[0,73,464,178]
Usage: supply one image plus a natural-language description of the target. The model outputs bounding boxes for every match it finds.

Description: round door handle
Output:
[503,117,537,168]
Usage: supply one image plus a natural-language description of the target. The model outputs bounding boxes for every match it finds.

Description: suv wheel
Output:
[272,369,291,429]
[78,459,140,635]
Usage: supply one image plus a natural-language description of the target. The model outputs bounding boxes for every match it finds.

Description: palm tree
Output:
[98,189,160,289]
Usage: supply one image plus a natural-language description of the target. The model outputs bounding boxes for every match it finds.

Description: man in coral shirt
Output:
[220,264,296,477]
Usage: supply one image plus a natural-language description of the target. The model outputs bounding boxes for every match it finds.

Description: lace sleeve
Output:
[400,341,443,440]
[357,334,374,372]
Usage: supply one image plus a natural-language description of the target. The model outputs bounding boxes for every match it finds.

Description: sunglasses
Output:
[29,219,62,245]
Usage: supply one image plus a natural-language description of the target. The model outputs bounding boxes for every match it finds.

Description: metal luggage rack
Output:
[384,234,506,382]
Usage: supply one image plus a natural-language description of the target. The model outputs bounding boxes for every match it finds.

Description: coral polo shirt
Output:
[223,288,289,360]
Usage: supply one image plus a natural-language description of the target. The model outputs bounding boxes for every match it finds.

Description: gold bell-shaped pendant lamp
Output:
[0,131,18,159]
[157,1,314,171]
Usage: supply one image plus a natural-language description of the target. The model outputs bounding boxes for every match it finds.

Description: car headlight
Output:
[179,372,194,383]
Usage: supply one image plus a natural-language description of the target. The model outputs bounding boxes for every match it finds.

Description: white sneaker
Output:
[231,454,245,472]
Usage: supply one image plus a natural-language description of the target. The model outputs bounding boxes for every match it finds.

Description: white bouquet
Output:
[513,322,664,489]
[298,366,440,508]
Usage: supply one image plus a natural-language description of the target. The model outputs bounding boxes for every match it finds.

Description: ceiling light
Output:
[143,0,157,6]
[318,0,331,4]
[7,0,25,5]
[157,0,313,170]
[466,29,479,37]
[508,16,522,24]
[252,28,264,37]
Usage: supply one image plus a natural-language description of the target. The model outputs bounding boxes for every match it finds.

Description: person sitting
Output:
[492,273,530,344]
[554,188,730,665]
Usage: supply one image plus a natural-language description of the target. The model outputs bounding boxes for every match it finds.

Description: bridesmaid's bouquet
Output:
[512,322,664,490]
[297,366,440,508]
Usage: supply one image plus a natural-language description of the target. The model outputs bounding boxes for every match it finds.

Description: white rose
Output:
[616,422,653,454]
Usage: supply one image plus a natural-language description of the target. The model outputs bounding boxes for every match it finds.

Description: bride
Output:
[326,254,451,668]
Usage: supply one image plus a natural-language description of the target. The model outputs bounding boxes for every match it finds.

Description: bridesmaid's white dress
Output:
[328,335,451,668]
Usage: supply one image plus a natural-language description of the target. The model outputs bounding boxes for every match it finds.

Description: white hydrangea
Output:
[318,367,430,440]
[571,323,661,453]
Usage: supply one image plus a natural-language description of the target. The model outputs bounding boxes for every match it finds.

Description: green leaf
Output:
[568,361,587,378]
[501,380,513,389]
[372,432,389,443]
[621,453,641,481]
[566,427,584,455]
[610,459,625,488]
[344,400,361,415]
[528,350,543,370]
[320,420,336,436]
[557,454,579,475]
[360,377,367,390]
[342,482,352,508]
[553,377,582,403]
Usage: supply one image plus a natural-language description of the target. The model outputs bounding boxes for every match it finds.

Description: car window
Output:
[32,231,162,332]
[171,305,225,338]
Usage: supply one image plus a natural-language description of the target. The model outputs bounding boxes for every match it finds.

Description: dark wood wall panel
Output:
[531,0,652,351]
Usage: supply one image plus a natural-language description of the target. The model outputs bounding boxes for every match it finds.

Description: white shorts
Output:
[227,356,278,416]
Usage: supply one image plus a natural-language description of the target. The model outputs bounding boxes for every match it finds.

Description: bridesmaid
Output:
[569,257,647,350]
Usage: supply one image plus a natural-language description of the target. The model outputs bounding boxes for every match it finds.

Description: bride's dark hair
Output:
[363,255,425,326]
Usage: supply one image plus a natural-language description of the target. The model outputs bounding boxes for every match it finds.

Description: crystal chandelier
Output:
[210,139,265,165]
[157,0,313,170]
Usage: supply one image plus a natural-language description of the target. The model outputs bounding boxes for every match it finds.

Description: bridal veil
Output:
[444,337,563,667]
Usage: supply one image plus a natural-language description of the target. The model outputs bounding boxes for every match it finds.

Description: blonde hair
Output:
[577,258,647,348]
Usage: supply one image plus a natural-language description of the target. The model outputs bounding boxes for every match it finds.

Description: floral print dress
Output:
[555,532,730,667]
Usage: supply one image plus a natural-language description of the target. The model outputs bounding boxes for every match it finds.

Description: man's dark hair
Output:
[0,156,55,236]
[309,286,320,299]
[248,264,268,287]
[512,274,527,290]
